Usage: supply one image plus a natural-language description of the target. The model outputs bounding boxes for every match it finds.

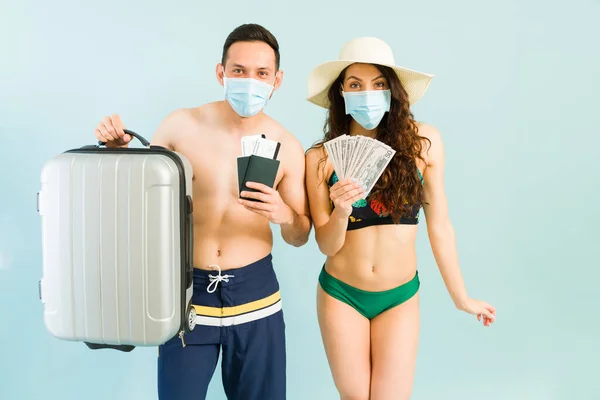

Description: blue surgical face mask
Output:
[223,76,275,118]
[342,89,392,130]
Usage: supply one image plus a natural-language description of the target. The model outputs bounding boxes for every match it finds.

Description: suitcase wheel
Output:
[186,304,197,333]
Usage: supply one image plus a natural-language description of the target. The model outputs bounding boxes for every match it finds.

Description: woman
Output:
[305,37,496,399]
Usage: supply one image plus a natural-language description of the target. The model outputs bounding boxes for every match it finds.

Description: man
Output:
[94,23,311,400]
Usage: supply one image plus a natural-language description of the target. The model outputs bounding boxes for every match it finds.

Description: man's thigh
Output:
[221,311,286,400]
[157,336,221,400]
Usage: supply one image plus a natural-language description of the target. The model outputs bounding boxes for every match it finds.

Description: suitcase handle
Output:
[96,129,150,147]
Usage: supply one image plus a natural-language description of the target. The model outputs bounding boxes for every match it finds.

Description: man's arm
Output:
[238,136,312,247]
[94,110,182,150]
[276,137,312,247]
[150,109,188,150]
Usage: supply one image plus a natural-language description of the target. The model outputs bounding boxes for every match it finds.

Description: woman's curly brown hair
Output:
[310,64,430,223]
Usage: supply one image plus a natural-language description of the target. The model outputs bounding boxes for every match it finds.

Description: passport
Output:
[237,155,281,201]
[237,134,281,202]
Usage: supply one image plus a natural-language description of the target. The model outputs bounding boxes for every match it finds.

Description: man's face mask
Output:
[223,74,276,118]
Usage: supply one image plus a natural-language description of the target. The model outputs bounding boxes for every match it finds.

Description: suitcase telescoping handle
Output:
[186,200,194,288]
[97,129,150,147]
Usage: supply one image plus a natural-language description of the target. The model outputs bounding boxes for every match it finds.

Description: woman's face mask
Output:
[342,89,392,130]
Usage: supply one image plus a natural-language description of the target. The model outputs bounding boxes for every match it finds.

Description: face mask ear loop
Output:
[222,68,228,92]
[268,73,279,98]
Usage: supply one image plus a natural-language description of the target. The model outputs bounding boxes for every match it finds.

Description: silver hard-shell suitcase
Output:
[38,130,197,350]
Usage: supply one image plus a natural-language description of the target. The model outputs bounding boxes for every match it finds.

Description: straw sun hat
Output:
[307,37,434,108]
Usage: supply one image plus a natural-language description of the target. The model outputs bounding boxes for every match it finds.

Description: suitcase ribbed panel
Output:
[40,152,183,346]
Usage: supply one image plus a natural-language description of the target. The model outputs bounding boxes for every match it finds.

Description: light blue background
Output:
[1,0,599,399]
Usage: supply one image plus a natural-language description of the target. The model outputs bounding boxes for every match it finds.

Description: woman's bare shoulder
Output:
[415,122,441,142]
[415,122,443,167]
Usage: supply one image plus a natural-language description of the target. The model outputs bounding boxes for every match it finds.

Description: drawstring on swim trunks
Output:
[206,264,234,293]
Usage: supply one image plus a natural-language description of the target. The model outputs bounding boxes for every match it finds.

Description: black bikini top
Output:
[327,170,423,231]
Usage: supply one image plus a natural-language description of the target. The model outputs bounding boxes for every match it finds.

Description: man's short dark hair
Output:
[221,24,280,70]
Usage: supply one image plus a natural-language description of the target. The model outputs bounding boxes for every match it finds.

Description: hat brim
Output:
[306,60,434,108]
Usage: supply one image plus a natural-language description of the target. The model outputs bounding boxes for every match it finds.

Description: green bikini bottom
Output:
[318,266,420,320]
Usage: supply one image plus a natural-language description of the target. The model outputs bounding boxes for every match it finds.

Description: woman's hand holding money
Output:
[329,178,366,217]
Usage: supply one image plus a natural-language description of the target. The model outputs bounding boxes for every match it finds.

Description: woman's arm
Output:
[305,146,364,257]
[421,125,496,326]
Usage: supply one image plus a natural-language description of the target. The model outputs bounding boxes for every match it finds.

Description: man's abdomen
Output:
[192,211,273,270]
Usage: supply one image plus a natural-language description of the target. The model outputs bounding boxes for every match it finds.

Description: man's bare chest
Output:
[174,131,285,199]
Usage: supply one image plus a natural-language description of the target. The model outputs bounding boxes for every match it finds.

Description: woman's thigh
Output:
[317,284,371,400]
[370,293,420,400]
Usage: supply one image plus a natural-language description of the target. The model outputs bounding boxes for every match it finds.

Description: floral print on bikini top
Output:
[327,170,423,231]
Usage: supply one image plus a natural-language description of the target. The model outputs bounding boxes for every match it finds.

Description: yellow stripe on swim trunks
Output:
[193,291,281,318]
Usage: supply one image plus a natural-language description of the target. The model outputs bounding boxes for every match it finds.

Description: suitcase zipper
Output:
[178,330,186,347]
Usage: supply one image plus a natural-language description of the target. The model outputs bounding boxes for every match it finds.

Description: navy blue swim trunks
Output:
[157,254,286,400]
